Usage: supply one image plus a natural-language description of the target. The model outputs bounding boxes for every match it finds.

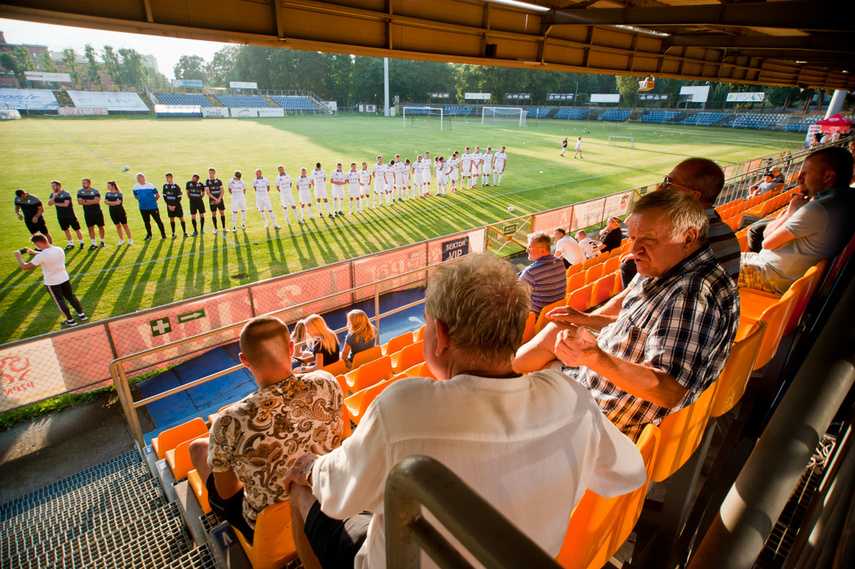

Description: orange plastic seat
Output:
[591,274,616,308]
[736,232,748,253]
[345,355,394,392]
[209,402,236,425]
[710,321,766,418]
[344,376,404,425]
[534,299,568,335]
[351,344,383,370]
[390,340,425,374]
[651,381,717,483]
[620,241,631,254]
[737,289,797,370]
[400,361,438,380]
[415,325,425,342]
[166,432,207,481]
[602,255,621,275]
[382,331,415,356]
[612,272,625,296]
[567,284,593,312]
[557,424,661,569]
[151,417,208,461]
[821,232,855,295]
[187,469,211,514]
[566,263,582,278]
[235,500,298,569]
[584,264,604,285]
[567,270,586,293]
[521,312,537,344]
[581,256,601,270]
[322,359,349,377]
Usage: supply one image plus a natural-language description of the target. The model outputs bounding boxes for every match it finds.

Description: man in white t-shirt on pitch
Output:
[436,156,449,196]
[553,227,585,269]
[296,168,315,223]
[358,162,372,203]
[252,169,281,229]
[412,155,424,198]
[460,146,473,190]
[446,152,460,193]
[493,146,508,186]
[275,165,297,225]
[283,252,645,569]
[228,171,248,231]
[371,155,388,209]
[574,137,583,159]
[330,163,348,215]
[311,162,334,218]
[471,146,483,189]
[392,154,405,202]
[423,151,433,196]
[14,233,87,327]
[346,162,362,214]
[482,147,494,186]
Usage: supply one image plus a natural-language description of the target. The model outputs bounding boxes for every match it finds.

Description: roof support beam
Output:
[667,33,855,54]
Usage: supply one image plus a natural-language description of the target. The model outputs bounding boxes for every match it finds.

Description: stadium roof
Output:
[1,0,852,90]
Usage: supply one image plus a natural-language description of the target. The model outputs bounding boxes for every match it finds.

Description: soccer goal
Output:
[403,106,445,130]
[482,107,527,127]
[607,135,635,148]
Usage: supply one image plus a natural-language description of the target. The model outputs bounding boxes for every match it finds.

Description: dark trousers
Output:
[46,280,83,320]
[620,258,638,288]
[747,218,772,253]
[140,209,166,237]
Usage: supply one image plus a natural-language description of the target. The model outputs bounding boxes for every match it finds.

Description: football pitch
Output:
[0,114,804,343]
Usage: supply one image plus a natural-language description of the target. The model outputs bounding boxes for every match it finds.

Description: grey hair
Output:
[630,189,709,242]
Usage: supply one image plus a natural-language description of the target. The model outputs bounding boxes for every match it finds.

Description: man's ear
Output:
[684,226,700,249]
[434,318,451,356]
[239,352,249,368]
[289,339,295,358]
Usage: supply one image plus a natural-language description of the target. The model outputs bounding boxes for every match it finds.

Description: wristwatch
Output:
[303,458,316,486]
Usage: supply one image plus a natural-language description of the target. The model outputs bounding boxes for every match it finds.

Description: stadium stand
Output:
[269,95,318,112]
[641,110,680,123]
[784,115,821,132]
[214,95,271,108]
[443,105,474,116]
[598,109,631,121]
[553,108,590,120]
[680,112,731,126]
[155,93,215,107]
[728,113,788,129]
[524,107,550,118]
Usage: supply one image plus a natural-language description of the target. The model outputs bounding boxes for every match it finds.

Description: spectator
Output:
[296,314,341,373]
[553,227,585,268]
[598,216,623,254]
[341,309,377,368]
[770,166,785,185]
[14,189,52,244]
[14,233,87,327]
[621,158,740,286]
[132,173,166,240]
[515,190,739,440]
[519,231,566,317]
[576,229,601,259]
[740,147,855,293]
[747,172,782,199]
[283,253,646,569]
[188,316,343,544]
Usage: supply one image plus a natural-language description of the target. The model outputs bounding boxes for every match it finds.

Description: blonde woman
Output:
[296,314,340,373]
[342,310,378,367]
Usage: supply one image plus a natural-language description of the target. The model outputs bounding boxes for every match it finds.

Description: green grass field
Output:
[0,114,804,343]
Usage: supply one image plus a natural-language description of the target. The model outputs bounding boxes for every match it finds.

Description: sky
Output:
[0,18,226,80]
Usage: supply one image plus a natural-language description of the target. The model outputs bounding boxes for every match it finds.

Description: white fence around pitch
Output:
[0,143,819,419]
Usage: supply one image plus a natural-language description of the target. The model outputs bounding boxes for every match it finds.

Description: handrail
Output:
[385,455,563,569]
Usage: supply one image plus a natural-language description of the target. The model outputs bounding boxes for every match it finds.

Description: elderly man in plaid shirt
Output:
[515,190,739,440]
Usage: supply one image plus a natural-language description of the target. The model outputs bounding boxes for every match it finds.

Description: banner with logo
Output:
[353,245,427,301]
[464,93,491,100]
[726,92,765,102]
[58,107,109,115]
[0,339,66,413]
[250,264,353,320]
[533,205,574,233]
[24,71,72,83]
[202,107,229,118]
[230,81,258,89]
[591,94,620,104]
[67,91,149,111]
[230,107,259,117]
[258,108,285,117]
[172,79,204,88]
[546,93,575,101]
[679,86,710,103]
[0,89,60,110]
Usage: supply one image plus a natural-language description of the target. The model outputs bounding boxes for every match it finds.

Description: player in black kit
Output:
[205,167,227,235]
[162,173,188,238]
[185,174,206,235]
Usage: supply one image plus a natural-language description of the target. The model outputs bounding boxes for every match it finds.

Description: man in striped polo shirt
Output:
[519,231,567,317]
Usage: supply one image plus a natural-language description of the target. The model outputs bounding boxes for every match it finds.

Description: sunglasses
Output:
[661,176,700,194]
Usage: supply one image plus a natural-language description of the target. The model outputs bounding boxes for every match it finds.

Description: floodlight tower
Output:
[384,57,390,117]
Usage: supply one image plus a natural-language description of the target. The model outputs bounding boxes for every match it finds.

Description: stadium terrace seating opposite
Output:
[679,112,731,126]
[155,93,215,107]
[598,110,631,122]
[641,111,680,124]
[443,105,474,116]
[554,108,590,120]
[269,95,317,111]
[524,107,551,118]
[214,95,271,108]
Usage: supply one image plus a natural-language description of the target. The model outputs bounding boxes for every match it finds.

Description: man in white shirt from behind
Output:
[482,146,494,186]
[371,155,387,209]
[576,229,601,259]
[554,227,585,268]
[228,170,248,231]
[471,146,484,189]
[330,162,347,215]
[493,145,508,186]
[284,252,646,569]
[460,146,473,190]
[275,165,297,225]
[252,169,280,229]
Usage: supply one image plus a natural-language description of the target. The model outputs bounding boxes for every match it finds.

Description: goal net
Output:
[482,107,527,127]
[607,135,635,148]
[403,106,445,130]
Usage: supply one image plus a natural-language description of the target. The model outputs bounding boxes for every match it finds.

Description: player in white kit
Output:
[311,162,334,218]
[482,147,493,186]
[296,168,314,222]
[446,151,459,192]
[275,165,297,224]
[436,157,448,196]
[402,158,414,200]
[330,163,347,215]
[358,162,372,202]
[423,151,432,196]
[371,155,388,208]
[228,170,248,231]
[493,146,507,186]
[392,154,405,202]
[252,169,281,229]
[346,163,362,214]
[460,147,473,190]
[412,155,424,197]
[471,146,483,189]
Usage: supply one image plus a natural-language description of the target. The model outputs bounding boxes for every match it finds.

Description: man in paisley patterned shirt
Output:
[189,316,343,543]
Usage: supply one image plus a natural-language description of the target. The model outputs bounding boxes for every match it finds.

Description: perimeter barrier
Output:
[0,142,831,420]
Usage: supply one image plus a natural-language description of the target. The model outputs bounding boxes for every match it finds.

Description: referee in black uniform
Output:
[205,167,227,235]
[48,180,85,251]
[163,173,188,238]
[186,173,206,235]
[77,178,106,250]
[15,189,53,244]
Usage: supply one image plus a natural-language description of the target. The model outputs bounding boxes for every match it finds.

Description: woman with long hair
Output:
[296,314,340,373]
[341,309,377,367]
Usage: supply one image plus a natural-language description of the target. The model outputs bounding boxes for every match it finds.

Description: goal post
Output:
[607,135,635,148]
[482,107,527,127]
[402,106,444,130]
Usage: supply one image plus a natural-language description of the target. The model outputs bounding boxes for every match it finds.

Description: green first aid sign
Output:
[150,317,171,337]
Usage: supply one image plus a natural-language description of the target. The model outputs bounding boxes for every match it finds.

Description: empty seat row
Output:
[270,96,317,110]
[214,95,271,108]
[598,110,631,122]
[524,107,551,118]
[641,111,679,123]
[554,108,590,120]
[444,105,473,116]
[155,93,215,107]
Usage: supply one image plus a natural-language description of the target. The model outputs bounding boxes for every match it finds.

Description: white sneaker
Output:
[274,224,282,229]
[264,223,269,228]
[213,228,218,234]
[117,240,124,245]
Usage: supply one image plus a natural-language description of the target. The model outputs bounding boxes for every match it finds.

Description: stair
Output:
[0,451,215,569]
[205,95,225,107]
[261,95,280,108]
[52,89,74,108]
